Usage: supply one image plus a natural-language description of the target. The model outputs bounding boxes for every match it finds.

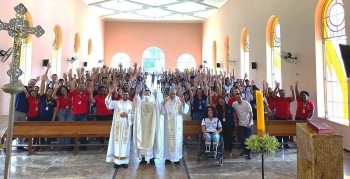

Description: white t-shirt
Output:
[201,118,222,132]
[232,100,253,126]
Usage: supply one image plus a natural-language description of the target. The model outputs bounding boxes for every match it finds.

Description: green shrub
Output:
[245,134,280,156]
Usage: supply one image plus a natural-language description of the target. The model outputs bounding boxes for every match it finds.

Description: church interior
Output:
[1,0,350,178]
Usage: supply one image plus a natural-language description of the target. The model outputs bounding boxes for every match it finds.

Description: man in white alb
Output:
[133,87,162,165]
[105,84,134,168]
[162,89,189,165]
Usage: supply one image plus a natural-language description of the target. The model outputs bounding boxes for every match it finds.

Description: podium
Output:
[296,123,343,179]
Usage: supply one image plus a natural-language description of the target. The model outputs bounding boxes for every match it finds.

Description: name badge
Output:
[46,106,49,111]
[302,109,305,113]
[223,117,225,122]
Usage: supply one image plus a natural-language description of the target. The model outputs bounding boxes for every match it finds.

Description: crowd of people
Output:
[11,62,315,167]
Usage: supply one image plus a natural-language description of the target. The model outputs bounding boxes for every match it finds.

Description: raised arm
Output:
[295,80,300,98]
[89,87,96,103]
[290,85,296,102]
[272,82,280,98]
[39,75,46,96]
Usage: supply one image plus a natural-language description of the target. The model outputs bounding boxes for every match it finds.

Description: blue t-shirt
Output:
[193,95,207,113]
[217,105,235,125]
[15,87,29,113]
[39,95,57,117]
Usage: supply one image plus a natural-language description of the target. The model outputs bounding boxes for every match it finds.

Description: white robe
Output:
[133,95,162,160]
[161,97,189,162]
[105,96,134,165]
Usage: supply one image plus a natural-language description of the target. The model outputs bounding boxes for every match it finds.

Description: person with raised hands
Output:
[294,80,314,120]
[272,81,295,148]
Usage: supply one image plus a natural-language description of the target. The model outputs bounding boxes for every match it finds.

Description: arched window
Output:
[224,36,230,72]
[241,29,249,78]
[111,53,131,69]
[19,11,33,83]
[316,0,347,125]
[213,41,217,71]
[51,25,62,76]
[177,54,196,71]
[87,39,92,69]
[271,18,281,86]
[142,47,165,73]
[73,33,80,71]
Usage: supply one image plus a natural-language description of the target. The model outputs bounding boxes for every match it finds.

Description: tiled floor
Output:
[0,142,350,179]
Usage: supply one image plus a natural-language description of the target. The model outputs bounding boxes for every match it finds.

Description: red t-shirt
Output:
[56,95,72,110]
[266,97,275,111]
[129,95,135,102]
[27,96,40,117]
[71,90,89,115]
[94,95,113,116]
[274,97,292,119]
[112,96,121,101]
[295,97,315,119]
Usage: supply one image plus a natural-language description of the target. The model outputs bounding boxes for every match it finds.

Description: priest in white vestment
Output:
[162,89,189,165]
[133,88,162,165]
[105,86,134,169]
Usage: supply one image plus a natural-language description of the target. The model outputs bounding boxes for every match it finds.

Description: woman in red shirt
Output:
[294,81,314,120]
[24,89,40,147]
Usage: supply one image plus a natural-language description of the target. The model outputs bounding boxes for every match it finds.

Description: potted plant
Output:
[245,134,280,179]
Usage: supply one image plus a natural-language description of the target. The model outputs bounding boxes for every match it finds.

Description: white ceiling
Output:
[82,0,227,23]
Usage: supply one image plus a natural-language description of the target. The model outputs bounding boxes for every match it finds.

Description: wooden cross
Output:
[0,3,45,94]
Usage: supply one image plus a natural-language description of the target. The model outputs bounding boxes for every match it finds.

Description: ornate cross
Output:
[0,3,45,94]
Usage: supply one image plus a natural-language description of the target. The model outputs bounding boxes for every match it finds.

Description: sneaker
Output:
[247,153,252,159]
[16,147,26,151]
[240,152,247,156]
[174,161,180,165]
[165,159,171,165]
[139,157,147,165]
[150,158,155,165]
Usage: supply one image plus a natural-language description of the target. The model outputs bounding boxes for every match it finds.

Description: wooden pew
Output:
[183,120,307,137]
[2,121,112,155]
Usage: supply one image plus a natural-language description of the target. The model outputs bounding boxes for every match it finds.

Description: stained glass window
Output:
[322,0,348,125]
[243,30,250,78]
[271,18,281,87]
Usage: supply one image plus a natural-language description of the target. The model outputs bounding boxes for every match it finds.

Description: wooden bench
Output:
[2,121,112,155]
[1,120,306,155]
[183,120,307,137]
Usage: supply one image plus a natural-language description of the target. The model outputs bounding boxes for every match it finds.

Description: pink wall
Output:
[0,0,105,115]
[104,22,202,70]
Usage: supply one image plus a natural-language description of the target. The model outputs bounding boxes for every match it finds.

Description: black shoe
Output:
[174,161,180,165]
[139,157,147,165]
[114,164,119,168]
[165,159,171,165]
[240,152,247,156]
[247,153,252,159]
[123,164,128,168]
[150,158,155,165]
[16,147,26,151]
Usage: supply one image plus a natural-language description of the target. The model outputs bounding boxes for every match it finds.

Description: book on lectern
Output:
[307,121,332,134]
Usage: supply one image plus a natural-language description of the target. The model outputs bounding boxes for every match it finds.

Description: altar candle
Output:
[256,90,265,137]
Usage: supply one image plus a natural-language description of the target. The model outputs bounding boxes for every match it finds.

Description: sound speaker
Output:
[83,62,88,67]
[217,63,221,68]
[339,44,350,77]
[43,59,49,67]
[252,62,257,69]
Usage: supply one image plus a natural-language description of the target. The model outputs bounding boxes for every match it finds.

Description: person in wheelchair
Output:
[201,106,222,158]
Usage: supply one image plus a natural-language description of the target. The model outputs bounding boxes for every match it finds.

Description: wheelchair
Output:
[196,132,224,166]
